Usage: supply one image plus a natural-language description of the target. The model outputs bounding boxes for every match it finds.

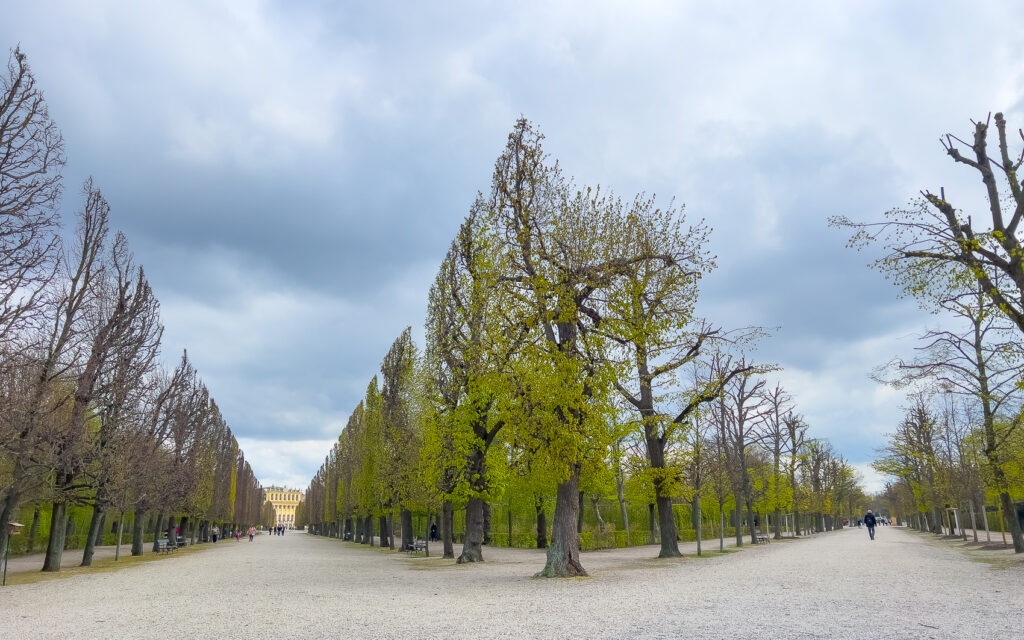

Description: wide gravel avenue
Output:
[1,526,1020,639]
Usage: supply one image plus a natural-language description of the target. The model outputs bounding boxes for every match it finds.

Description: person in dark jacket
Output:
[864,510,877,540]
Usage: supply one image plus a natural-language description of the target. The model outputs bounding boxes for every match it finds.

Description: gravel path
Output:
[1,526,1020,639]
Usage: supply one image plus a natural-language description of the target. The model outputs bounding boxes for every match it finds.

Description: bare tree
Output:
[0,46,65,345]
[755,384,793,539]
[0,181,108,559]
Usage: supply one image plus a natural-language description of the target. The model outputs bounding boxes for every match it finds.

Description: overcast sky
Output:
[4,1,1023,493]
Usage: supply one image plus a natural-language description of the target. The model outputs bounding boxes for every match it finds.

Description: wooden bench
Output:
[754,529,770,544]
[156,538,173,553]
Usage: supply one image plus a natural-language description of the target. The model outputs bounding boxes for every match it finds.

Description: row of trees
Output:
[835,111,1024,553]
[302,119,866,577]
[0,47,268,572]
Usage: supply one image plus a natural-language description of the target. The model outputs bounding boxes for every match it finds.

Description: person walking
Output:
[247,526,256,542]
[864,509,877,540]
[212,525,219,543]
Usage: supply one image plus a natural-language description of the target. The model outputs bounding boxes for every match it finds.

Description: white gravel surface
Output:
[1,526,1020,639]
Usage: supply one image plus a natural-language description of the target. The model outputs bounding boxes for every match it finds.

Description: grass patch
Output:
[3,544,211,586]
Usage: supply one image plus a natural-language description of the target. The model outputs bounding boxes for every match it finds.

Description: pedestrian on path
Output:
[864,510,877,540]
[247,526,256,542]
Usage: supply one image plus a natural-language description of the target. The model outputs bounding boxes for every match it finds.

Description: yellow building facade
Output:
[266,486,303,528]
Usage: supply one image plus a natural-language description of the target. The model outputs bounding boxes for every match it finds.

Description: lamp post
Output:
[3,521,25,586]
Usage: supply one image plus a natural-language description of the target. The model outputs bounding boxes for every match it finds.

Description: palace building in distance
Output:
[266,486,303,528]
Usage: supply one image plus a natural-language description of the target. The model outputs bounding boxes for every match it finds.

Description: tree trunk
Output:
[718,504,725,552]
[998,491,1024,552]
[773,505,783,540]
[616,464,629,546]
[369,515,375,547]
[535,467,586,578]
[151,513,164,552]
[591,496,605,533]
[63,512,75,550]
[734,506,743,547]
[42,502,68,572]
[746,500,757,544]
[656,494,681,557]
[577,492,585,534]
[81,504,104,566]
[458,496,485,563]
[378,515,389,548]
[442,500,454,559]
[695,493,702,557]
[26,507,41,553]
[400,508,413,551]
[648,503,657,544]
[969,501,978,543]
[536,498,548,549]
[482,502,492,545]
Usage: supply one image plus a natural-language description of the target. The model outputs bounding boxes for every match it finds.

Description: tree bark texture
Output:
[442,499,454,559]
[536,468,586,578]
[81,504,104,566]
[42,502,67,572]
[458,496,485,563]
[400,508,413,551]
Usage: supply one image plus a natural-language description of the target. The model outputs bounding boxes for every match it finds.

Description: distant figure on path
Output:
[430,522,438,541]
[248,526,256,542]
[212,525,219,543]
[864,510,877,540]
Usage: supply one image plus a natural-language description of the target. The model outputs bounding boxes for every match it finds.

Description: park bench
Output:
[406,538,427,552]
[156,538,173,553]
[754,529,770,544]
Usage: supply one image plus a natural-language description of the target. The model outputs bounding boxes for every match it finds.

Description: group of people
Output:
[270,525,287,536]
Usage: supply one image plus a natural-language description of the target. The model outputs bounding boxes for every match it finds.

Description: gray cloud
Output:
[4,0,1023,488]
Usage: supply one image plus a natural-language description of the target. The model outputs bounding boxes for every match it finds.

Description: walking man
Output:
[864,509,877,540]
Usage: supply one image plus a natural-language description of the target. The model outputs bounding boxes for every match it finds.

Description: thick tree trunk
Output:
[773,506,783,540]
[536,498,548,549]
[26,507,41,553]
[998,491,1024,552]
[535,467,586,578]
[387,514,395,549]
[378,515,389,548]
[42,502,68,572]
[656,494,681,557]
[166,515,177,545]
[369,515,376,547]
[458,497,485,563]
[81,504,104,566]
[400,508,413,551]
[442,500,454,559]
